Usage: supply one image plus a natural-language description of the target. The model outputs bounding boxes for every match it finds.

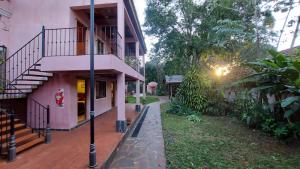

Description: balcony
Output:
[40,27,144,81]
[44,27,122,58]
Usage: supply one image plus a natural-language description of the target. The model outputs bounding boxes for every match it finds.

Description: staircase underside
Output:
[1,64,53,99]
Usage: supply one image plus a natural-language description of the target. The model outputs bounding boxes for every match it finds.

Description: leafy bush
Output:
[261,118,277,133]
[167,98,198,116]
[204,89,228,116]
[168,67,229,116]
[157,84,167,96]
[274,124,289,139]
[233,50,300,140]
[169,67,209,116]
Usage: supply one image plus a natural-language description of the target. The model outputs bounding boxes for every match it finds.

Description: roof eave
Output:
[124,0,147,54]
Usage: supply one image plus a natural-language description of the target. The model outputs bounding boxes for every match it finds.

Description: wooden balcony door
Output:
[77,21,86,55]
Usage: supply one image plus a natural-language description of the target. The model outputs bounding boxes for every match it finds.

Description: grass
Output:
[126,95,159,105]
[161,103,300,169]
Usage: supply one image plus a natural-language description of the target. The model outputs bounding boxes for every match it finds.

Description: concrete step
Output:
[21,76,48,81]
[12,80,42,85]
[0,94,27,99]
[28,71,53,77]
[12,85,38,89]
[4,89,32,94]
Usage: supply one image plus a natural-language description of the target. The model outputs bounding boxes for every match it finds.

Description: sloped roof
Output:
[165,75,183,84]
[280,45,300,55]
[124,0,147,54]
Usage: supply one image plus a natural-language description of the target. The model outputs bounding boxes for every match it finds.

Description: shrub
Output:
[204,89,228,116]
[167,98,198,116]
[169,67,210,116]
[157,84,167,96]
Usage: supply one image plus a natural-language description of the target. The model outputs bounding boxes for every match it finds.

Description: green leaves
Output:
[235,50,300,119]
[281,96,300,108]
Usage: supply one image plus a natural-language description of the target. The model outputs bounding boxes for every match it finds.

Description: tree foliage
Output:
[145,0,278,74]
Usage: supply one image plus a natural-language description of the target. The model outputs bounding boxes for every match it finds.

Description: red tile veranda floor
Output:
[0,104,139,169]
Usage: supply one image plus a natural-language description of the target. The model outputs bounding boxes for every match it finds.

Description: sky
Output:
[133,0,300,61]
[133,0,156,62]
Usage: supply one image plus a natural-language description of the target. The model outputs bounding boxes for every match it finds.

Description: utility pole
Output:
[89,0,96,168]
[254,0,260,57]
[277,3,293,50]
[290,16,300,49]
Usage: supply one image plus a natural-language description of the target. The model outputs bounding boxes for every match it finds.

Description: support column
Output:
[8,113,16,162]
[143,55,146,99]
[135,41,141,112]
[117,1,125,60]
[116,72,126,133]
[136,80,141,112]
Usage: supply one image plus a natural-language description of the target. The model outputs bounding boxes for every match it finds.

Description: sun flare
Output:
[214,65,230,77]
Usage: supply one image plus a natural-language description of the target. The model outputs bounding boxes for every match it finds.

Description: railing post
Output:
[42,26,45,57]
[45,105,51,144]
[8,112,16,162]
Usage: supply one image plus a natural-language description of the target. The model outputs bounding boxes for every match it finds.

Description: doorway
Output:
[77,79,87,123]
[77,21,87,55]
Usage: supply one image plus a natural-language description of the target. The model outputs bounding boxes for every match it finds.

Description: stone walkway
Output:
[109,97,169,169]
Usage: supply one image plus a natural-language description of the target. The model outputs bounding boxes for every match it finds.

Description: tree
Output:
[145,0,277,74]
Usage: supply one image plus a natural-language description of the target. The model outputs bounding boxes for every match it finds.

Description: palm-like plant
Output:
[239,50,300,121]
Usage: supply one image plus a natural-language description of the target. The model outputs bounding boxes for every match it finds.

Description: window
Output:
[96,81,106,99]
[97,40,104,55]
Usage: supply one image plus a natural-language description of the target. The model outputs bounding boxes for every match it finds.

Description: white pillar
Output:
[135,41,141,111]
[143,55,146,99]
[136,80,141,112]
[116,72,126,132]
[117,1,125,60]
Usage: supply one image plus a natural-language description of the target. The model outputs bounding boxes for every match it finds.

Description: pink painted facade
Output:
[1,0,146,130]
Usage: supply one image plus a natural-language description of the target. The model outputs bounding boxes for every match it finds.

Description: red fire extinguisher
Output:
[55,89,64,107]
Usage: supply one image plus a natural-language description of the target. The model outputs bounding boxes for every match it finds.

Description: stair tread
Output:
[2,137,44,155]
[0,128,32,142]
[0,118,21,125]
[1,123,25,131]
[16,79,47,82]
[16,137,44,154]
[23,74,52,77]
[2,133,40,148]
[10,83,41,86]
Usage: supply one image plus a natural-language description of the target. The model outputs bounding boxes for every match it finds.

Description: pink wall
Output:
[28,73,76,129]
[27,73,113,130]
[0,1,11,48]
[86,79,113,118]
[6,0,74,56]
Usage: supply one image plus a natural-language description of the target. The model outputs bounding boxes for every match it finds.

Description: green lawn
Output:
[161,103,300,169]
[126,96,159,105]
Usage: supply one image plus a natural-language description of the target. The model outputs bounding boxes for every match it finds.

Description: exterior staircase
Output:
[0,113,45,157]
[0,27,52,161]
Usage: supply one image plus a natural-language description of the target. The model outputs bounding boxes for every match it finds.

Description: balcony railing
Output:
[44,27,122,58]
[125,55,139,71]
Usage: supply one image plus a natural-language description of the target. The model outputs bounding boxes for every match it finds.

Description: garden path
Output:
[109,97,169,169]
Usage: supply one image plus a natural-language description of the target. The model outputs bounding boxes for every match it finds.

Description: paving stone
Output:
[109,97,169,169]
